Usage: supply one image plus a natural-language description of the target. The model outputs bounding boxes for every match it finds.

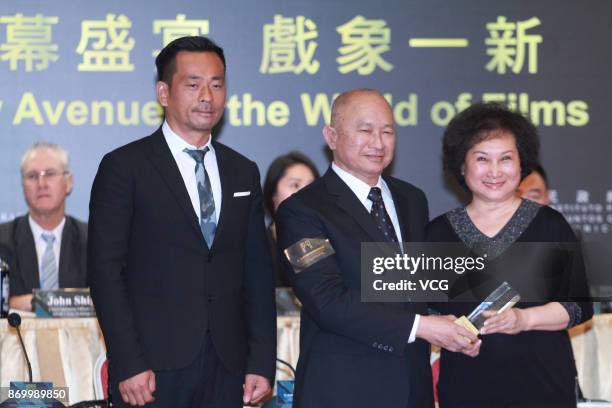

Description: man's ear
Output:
[156,81,170,107]
[65,172,74,196]
[323,125,338,151]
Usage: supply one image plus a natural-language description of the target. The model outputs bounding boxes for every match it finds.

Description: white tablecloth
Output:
[0,317,105,404]
[1,314,610,404]
[570,313,612,401]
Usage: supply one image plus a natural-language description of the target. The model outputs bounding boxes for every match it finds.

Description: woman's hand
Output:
[480,308,530,335]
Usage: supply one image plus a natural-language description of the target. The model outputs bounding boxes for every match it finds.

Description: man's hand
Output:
[8,294,33,312]
[480,308,528,335]
[243,373,272,406]
[416,315,481,357]
[118,370,156,406]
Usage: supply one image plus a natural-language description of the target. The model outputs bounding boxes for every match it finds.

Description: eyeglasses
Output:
[22,169,69,183]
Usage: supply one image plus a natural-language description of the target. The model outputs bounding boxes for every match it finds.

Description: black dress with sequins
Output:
[427,199,593,408]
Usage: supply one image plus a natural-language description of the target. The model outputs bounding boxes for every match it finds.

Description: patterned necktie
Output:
[40,232,59,290]
[184,147,217,247]
[368,187,398,243]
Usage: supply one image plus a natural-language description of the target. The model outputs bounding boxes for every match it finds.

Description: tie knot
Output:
[368,187,383,203]
[184,146,210,164]
[42,232,55,244]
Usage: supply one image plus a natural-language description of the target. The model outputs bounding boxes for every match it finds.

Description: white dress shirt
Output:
[29,216,65,276]
[331,163,420,343]
[162,120,222,223]
[331,163,403,243]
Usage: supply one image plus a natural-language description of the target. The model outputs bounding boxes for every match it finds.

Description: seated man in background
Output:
[517,164,550,205]
[0,142,87,311]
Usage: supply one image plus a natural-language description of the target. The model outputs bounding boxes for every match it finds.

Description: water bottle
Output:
[0,257,8,318]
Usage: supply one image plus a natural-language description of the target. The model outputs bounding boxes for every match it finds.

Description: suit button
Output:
[389,346,394,352]
[378,344,383,350]
[383,345,389,351]
[372,342,378,348]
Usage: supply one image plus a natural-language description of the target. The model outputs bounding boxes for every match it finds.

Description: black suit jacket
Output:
[0,215,88,296]
[276,168,433,408]
[88,128,276,383]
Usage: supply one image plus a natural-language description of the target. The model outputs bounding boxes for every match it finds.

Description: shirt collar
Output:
[331,162,389,204]
[162,120,214,155]
[28,215,66,241]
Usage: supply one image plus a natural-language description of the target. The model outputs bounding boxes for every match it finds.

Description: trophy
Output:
[454,281,521,336]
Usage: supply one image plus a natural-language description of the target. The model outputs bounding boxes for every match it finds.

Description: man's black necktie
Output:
[368,187,398,243]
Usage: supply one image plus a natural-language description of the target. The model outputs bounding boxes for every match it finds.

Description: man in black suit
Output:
[88,37,276,407]
[276,89,480,408]
[0,142,87,312]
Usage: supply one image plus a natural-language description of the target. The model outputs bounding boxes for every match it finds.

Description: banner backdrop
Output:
[0,0,610,241]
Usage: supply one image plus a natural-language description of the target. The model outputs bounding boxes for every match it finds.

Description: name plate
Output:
[33,288,95,318]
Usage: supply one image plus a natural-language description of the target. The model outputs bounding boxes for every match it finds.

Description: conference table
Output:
[0,314,611,405]
[0,317,105,404]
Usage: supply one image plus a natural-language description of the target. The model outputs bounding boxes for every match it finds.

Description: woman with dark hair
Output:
[263,151,319,286]
[428,102,592,407]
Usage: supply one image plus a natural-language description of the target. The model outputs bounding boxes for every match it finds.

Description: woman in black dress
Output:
[428,103,593,408]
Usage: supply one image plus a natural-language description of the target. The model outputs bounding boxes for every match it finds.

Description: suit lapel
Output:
[15,216,40,289]
[147,128,204,244]
[384,176,412,243]
[209,141,230,250]
[58,217,71,287]
[323,169,387,243]
[58,216,79,287]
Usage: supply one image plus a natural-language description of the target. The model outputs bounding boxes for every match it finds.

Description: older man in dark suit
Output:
[88,36,276,407]
[276,89,480,408]
[0,142,87,312]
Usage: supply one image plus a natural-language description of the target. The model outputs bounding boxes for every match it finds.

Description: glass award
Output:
[455,281,521,335]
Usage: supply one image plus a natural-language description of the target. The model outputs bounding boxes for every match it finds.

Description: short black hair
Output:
[532,164,548,187]
[263,151,320,218]
[443,102,540,190]
[155,36,226,85]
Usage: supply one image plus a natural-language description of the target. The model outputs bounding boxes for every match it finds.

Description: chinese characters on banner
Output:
[76,14,135,71]
[259,14,319,74]
[0,13,58,72]
[152,14,209,56]
[0,13,543,75]
[336,15,393,75]
[485,16,542,74]
[0,13,209,72]
[551,190,612,234]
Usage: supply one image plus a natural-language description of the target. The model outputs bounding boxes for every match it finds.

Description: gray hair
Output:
[20,142,70,174]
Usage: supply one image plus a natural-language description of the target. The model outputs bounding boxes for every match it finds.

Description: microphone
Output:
[263,359,296,408]
[8,313,33,383]
[276,358,296,377]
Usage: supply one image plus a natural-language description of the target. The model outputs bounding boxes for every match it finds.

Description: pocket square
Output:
[233,191,251,197]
